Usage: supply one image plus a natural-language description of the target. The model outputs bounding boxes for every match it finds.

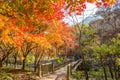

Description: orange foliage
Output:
[48,21,77,48]
[0,0,116,57]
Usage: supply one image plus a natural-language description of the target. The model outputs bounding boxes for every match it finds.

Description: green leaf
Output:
[0,9,2,13]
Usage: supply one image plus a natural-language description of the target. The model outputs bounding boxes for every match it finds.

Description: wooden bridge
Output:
[37,60,81,80]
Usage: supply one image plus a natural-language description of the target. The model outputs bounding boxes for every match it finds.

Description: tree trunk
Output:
[110,55,118,80]
[22,59,26,70]
[14,57,17,69]
[34,51,44,72]
[34,61,37,72]
[108,66,114,79]
[85,69,89,80]
[34,54,38,72]
[99,53,107,80]
[6,57,9,67]
[108,57,114,79]
[118,66,120,79]
[103,66,108,80]
[82,55,89,80]
[114,65,118,80]
[0,61,2,68]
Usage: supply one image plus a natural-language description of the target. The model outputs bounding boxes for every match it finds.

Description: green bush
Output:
[73,71,83,80]
[26,54,35,64]
[57,57,64,63]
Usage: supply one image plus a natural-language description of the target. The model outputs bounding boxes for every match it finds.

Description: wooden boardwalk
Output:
[40,65,67,80]
[39,61,78,80]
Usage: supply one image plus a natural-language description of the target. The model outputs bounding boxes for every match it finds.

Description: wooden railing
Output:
[38,59,74,78]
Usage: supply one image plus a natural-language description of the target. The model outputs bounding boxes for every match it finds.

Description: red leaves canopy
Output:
[0,0,116,56]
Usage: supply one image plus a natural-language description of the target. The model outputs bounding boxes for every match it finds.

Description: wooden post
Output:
[38,64,42,78]
[52,62,54,73]
[67,64,71,80]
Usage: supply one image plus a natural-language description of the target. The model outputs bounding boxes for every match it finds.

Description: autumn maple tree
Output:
[0,0,73,69]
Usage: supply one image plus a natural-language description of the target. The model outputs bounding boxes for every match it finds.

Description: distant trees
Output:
[72,1,120,80]
[90,4,120,80]
[72,24,96,80]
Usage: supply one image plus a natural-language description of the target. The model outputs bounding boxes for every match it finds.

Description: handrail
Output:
[38,59,74,77]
